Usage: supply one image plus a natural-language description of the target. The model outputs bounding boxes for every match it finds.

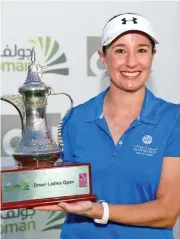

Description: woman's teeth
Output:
[122,72,140,77]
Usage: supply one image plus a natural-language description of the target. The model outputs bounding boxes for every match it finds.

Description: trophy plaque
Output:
[0,47,97,210]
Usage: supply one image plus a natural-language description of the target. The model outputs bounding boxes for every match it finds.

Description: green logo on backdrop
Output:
[0,36,69,75]
[42,211,66,231]
[4,180,30,192]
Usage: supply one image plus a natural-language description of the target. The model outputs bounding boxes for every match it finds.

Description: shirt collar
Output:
[85,86,161,125]
[85,87,109,122]
[139,87,161,124]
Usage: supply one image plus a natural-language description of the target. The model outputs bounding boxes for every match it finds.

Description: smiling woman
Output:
[34,12,180,239]
[99,13,157,96]
[99,32,155,96]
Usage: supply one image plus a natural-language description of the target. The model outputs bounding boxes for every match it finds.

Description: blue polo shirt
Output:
[60,87,180,239]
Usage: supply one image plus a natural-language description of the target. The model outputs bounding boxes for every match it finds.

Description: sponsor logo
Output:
[0,204,65,234]
[121,17,138,24]
[4,181,30,192]
[79,173,87,187]
[133,135,158,157]
[142,135,152,145]
[133,145,158,157]
[87,36,104,76]
[29,36,68,75]
[42,211,66,232]
[0,36,69,75]
[1,209,36,235]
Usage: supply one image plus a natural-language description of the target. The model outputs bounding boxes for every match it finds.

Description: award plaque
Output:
[1,161,96,210]
[0,48,97,210]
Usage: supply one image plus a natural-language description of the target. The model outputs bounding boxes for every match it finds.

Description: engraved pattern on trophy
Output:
[26,96,46,109]
[0,47,73,167]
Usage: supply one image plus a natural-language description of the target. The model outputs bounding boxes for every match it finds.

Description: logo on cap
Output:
[121,17,138,25]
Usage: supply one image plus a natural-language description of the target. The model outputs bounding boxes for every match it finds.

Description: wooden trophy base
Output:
[1,194,97,210]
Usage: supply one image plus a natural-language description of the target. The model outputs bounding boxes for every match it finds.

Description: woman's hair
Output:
[102,13,156,54]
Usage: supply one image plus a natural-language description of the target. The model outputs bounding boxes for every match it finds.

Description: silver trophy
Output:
[1,47,97,210]
[1,47,73,167]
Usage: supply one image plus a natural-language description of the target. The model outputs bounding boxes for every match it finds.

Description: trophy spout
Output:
[0,94,25,132]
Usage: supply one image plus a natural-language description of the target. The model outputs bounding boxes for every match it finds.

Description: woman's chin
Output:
[120,82,145,92]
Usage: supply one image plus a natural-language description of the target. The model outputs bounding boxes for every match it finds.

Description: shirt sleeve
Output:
[61,109,74,162]
[163,105,180,157]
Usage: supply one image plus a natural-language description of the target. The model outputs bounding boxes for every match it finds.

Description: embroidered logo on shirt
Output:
[142,135,152,145]
[133,135,158,157]
[79,173,87,187]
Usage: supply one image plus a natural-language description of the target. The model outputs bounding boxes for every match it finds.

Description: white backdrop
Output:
[1,1,180,239]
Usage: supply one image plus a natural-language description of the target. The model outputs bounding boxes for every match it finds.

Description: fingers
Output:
[58,202,78,212]
[33,205,65,211]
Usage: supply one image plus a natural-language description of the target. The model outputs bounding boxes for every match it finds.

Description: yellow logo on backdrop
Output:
[0,36,69,75]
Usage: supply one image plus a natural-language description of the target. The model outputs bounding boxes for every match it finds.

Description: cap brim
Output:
[103,27,159,46]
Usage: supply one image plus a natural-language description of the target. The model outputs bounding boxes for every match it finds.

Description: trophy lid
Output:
[19,47,48,93]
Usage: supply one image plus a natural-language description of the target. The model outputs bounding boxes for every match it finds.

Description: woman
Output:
[35,13,180,239]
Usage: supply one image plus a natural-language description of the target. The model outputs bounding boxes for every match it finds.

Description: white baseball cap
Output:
[101,13,159,46]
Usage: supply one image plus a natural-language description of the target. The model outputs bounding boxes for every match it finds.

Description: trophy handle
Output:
[48,88,74,150]
[0,95,25,132]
